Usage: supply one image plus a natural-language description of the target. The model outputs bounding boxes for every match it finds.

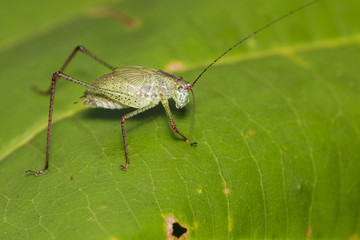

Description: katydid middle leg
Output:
[120,103,157,170]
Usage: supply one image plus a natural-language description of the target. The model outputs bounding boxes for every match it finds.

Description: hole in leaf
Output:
[172,222,187,238]
[165,215,188,240]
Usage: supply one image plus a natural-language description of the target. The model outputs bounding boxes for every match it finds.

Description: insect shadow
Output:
[82,100,186,120]
[82,100,191,141]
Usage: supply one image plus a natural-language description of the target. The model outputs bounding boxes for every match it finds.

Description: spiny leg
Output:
[161,99,197,146]
[34,45,114,95]
[27,71,127,176]
[120,103,157,170]
[26,72,58,176]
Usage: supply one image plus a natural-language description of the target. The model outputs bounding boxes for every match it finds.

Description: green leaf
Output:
[1,0,359,239]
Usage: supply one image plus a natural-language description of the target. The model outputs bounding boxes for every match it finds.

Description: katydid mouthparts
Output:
[27,0,319,176]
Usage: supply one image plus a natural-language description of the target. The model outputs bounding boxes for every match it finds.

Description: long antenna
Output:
[191,0,320,86]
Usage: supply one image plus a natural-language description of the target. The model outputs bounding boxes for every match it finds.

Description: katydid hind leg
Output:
[161,100,197,146]
[27,71,120,176]
[33,45,114,95]
[26,72,59,176]
[120,103,157,170]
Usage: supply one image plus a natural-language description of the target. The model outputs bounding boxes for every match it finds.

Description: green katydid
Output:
[26,0,319,176]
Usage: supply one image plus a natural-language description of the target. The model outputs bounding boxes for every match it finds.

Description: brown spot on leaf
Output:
[246,130,256,138]
[224,188,229,195]
[306,225,311,237]
[165,61,185,73]
[165,215,188,240]
[88,7,140,29]
[350,235,359,240]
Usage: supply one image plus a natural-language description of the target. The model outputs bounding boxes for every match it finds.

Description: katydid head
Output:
[173,79,191,109]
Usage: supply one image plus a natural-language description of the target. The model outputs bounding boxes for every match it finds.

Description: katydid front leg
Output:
[161,99,197,147]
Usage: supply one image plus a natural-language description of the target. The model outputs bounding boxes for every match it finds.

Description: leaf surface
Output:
[0,0,359,239]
